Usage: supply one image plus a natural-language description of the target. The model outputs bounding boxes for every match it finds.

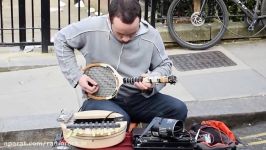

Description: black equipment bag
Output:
[132,117,195,150]
[189,120,238,150]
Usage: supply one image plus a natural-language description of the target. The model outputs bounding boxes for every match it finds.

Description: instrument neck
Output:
[123,77,143,84]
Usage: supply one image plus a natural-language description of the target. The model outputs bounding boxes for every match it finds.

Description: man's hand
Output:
[134,74,154,91]
[78,74,99,95]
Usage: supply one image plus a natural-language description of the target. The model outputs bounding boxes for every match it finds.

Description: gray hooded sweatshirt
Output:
[54,15,173,99]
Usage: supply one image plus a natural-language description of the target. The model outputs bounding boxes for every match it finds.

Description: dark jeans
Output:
[81,93,188,126]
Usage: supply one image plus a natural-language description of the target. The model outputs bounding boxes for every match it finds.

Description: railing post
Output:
[144,0,149,21]
[150,0,157,28]
[18,0,26,50]
[41,0,50,53]
[0,0,4,43]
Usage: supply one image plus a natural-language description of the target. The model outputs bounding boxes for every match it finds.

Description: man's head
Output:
[109,0,141,43]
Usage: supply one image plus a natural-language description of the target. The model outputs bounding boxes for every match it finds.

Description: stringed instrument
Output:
[83,63,177,100]
[60,110,127,149]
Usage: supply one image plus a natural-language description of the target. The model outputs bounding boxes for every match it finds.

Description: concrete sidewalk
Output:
[1,39,266,143]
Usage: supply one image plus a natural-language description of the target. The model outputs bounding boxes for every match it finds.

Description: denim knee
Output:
[175,100,188,121]
[166,99,188,122]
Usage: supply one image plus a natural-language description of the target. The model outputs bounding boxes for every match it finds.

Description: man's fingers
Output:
[87,77,98,86]
[134,82,148,90]
[84,83,99,94]
[79,75,99,94]
[85,85,99,94]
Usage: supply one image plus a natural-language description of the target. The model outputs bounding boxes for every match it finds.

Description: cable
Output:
[104,111,116,120]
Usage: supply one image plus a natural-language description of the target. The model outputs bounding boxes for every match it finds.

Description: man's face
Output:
[111,17,140,44]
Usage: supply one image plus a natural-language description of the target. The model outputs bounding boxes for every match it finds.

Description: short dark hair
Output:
[109,0,141,24]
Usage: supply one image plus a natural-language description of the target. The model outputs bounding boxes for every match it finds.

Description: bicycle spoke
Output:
[167,0,229,50]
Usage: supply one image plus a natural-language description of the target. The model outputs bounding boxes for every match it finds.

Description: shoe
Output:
[75,0,85,8]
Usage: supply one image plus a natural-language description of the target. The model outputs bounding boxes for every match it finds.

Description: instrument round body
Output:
[61,110,127,149]
[83,63,123,100]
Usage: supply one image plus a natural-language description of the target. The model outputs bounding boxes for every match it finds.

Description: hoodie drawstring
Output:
[116,44,124,71]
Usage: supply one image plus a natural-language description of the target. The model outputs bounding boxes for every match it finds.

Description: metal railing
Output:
[0,0,259,53]
[0,0,158,53]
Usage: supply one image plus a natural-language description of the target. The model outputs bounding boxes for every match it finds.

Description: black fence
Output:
[0,0,158,53]
[0,0,254,53]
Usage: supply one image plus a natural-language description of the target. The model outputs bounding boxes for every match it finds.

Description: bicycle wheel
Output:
[167,0,229,50]
[261,0,266,25]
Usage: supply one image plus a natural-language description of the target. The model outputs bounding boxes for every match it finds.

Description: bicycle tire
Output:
[167,0,229,50]
[262,0,266,25]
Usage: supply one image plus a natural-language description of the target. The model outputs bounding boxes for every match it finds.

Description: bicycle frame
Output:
[199,0,266,20]
[232,0,255,18]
